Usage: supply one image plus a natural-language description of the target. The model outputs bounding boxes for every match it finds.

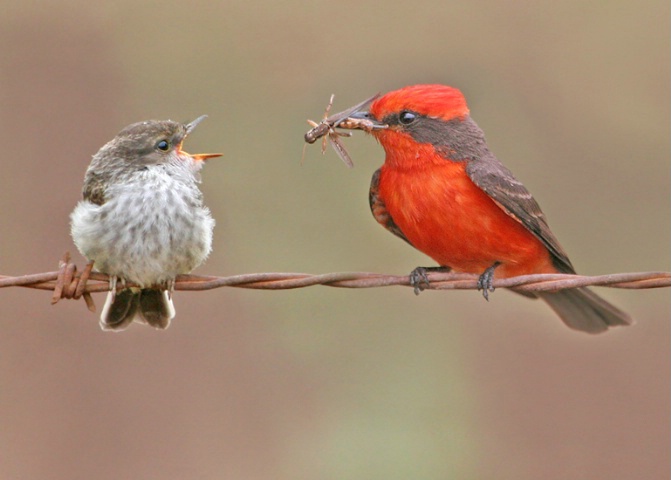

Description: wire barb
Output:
[46,252,97,310]
[0,253,668,310]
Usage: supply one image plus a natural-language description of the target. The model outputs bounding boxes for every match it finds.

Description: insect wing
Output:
[328,134,354,168]
[325,93,381,128]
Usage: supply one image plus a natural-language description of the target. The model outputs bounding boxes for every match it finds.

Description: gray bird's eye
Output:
[156,140,170,151]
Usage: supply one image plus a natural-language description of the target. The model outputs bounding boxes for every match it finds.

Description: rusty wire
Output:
[0,253,668,312]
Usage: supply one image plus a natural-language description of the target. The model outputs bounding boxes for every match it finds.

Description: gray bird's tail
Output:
[100,288,175,331]
[538,287,633,334]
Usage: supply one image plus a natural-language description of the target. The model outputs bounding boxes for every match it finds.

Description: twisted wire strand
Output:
[0,253,668,312]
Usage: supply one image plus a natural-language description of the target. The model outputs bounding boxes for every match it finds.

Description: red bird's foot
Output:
[409,266,451,295]
[477,262,501,301]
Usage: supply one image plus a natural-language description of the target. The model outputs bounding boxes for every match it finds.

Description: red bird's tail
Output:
[538,288,633,334]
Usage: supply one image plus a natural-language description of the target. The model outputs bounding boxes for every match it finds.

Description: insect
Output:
[303,93,382,168]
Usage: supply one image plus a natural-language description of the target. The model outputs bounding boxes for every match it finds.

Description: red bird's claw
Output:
[477,262,501,301]
[410,266,453,295]
[476,275,494,301]
[409,267,431,295]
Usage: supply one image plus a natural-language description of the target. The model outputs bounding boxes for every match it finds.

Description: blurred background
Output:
[0,1,668,479]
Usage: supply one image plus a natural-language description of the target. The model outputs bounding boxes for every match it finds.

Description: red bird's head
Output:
[348,84,484,168]
[370,84,469,122]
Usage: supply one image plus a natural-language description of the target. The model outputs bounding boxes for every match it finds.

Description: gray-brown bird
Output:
[70,116,221,331]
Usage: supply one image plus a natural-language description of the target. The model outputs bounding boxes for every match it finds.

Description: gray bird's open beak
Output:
[186,115,208,134]
[181,115,223,161]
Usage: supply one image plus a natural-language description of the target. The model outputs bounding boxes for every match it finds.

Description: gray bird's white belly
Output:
[70,171,214,287]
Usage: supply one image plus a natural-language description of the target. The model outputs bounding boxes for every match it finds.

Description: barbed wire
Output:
[0,253,668,311]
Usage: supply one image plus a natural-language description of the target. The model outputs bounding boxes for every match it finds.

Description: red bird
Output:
[345,84,632,333]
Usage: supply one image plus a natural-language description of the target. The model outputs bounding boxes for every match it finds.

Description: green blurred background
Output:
[0,1,668,479]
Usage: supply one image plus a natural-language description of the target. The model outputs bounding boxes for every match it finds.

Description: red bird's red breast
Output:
[377,158,556,278]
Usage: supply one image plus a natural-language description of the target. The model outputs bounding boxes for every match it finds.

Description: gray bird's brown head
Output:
[98,115,222,169]
[81,116,222,205]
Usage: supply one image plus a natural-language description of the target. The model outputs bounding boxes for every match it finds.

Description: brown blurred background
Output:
[0,1,668,479]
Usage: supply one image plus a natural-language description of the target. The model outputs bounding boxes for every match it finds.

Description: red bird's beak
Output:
[339,110,388,133]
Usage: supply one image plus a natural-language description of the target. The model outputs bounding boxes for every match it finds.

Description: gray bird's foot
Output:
[107,276,128,302]
[166,278,175,300]
[108,276,118,302]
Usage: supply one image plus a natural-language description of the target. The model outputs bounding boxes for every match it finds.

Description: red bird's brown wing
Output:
[369,168,412,245]
[465,153,576,274]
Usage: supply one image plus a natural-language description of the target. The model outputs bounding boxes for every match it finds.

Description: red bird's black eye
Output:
[399,111,417,125]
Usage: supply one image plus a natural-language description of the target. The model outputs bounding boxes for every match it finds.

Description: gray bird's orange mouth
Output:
[180,115,222,161]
